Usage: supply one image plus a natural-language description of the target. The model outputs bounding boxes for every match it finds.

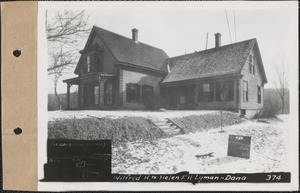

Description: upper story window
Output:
[86,55,91,73]
[80,45,104,74]
[248,55,255,74]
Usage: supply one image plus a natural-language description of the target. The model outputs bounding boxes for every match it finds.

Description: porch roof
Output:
[63,72,115,85]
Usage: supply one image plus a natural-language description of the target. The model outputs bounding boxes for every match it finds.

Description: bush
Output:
[257,88,289,118]
[48,116,166,145]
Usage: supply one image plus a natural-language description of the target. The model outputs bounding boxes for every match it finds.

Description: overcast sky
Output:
[44,1,298,93]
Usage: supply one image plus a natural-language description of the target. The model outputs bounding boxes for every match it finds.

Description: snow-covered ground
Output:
[48,110,290,174]
[48,110,218,121]
[112,115,290,174]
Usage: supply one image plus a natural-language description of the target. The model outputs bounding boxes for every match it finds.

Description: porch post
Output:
[67,83,71,109]
[236,79,240,112]
[79,83,84,109]
[213,82,216,101]
[194,83,199,104]
[77,84,81,109]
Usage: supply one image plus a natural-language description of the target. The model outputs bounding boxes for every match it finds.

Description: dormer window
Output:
[248,55,255,74]
[87,55,91,73]
[80,44,104,75]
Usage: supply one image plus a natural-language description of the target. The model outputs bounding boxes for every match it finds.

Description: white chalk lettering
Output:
[225,175,246,181]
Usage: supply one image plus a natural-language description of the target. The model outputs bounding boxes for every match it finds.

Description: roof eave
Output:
[161,73,243,86]
[116,62,168,76]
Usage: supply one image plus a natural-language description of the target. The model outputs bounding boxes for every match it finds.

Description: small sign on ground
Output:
[227,135,251,159]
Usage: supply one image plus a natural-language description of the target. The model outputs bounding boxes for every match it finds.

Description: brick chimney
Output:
[132,28,139,43]
[215,33,221,48]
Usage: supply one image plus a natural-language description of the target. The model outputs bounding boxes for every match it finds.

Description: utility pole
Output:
[205,32,209,50]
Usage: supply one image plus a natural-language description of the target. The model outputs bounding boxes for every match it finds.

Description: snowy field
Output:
[112,115,290,174]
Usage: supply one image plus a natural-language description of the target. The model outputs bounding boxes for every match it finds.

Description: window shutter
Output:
[216,82,220,101]
[229,80,234,101]
[210,82,215,101]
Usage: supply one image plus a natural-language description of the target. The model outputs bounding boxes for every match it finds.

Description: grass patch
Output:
[173,111,244,133]
[48,116,166,145]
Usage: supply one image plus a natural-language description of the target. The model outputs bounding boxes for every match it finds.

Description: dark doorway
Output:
[104,81,114,105]
[83,83,99,108]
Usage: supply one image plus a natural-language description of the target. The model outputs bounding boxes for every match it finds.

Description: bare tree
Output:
[47,10,91,109]
[272,56,289,114]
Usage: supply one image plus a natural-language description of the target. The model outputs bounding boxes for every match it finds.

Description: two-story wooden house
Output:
[63,27,267,117]
[63,26,168,110]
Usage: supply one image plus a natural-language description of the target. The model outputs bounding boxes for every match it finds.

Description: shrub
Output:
[173,111,244,134]
[48,116,166,145]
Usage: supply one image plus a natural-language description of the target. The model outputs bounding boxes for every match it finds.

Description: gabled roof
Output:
[75,26,169,74]
[162,39,267,84]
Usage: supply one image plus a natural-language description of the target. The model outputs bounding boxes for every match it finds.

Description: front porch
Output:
[163,76,241,111]
[63,72,117,110]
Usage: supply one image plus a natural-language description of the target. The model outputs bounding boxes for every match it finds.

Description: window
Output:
[203,83,210,92]
[257,86,262,104]
[216,81,234,102]
[87,55,91,73]
[203,83,211,101]
[180,96,186,104]
[248,55,255,74]
[94,86,99,105]
[198,82,214,102]
[240,109,246,116]
[126,83,140,102]
[243,81,248,102]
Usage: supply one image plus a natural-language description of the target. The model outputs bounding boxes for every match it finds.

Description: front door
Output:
[83,86,91,107]
[83,84,99,108]
[104,81,114,105]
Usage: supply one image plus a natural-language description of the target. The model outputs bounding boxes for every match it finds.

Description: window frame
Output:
[203,83,213,102]
[257,85,262,104]
[248,55,255,74]
[105,81,113,105]
[94,86,99,105]
[243,81,248,102]
[215,80,234,102]
[199,82,215,102]
[87,55,91,73]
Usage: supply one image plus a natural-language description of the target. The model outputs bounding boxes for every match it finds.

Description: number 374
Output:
[266,175,281,181]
